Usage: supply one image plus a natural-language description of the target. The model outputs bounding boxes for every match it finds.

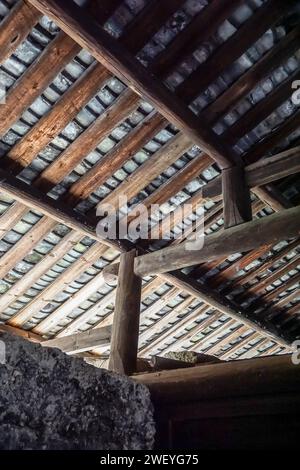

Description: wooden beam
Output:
[27,0,237,169]
[0,0,42,64]
[219,332,259,360]
[5,0,174,173]
[202,146,300,200]
[133,206,300,277]
[222,166,252,228]
[88,0,123,24]
[244,255,300,299]
[109,249,142,375]
[133,354,298,404]
[0,323,43,344]
[103,261,291,349]
[150,356,194,371]
[0,166,241,337]
[233,239,300,290]
[0,202,28,234]
[43,326,111,354]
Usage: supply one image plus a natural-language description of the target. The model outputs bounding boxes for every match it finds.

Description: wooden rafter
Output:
[0,0,42,64]
[26,0,238,169]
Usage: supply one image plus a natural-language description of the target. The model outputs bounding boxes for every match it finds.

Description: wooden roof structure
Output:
[0,0,299,365]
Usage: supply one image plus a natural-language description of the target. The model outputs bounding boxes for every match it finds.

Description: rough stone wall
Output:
[0,332,155,450]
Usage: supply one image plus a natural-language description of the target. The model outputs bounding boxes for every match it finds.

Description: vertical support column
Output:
[109,249,142,375]
[222,165,252,229]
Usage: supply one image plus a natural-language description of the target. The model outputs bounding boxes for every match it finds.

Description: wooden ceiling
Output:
[0,0,299,363]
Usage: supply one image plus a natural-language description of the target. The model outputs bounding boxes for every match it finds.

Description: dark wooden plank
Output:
[27,0,237,169]
[0,0,42,64]
[134,205,300,277]
[122,0,185,55]
[222,166,252,228]
[252,185,292,211]
[205,27,300,124]
[89,0,123,24]
[176,0,290,103]
[151,0,243,78]
[224,70,300,146]
[109,249,142,375]
[245,110,300,164]
[245,255,300,298]
[203,146,300,199]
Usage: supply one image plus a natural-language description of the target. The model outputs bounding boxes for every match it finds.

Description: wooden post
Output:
[222,166,252,228]
[109,249,142,375]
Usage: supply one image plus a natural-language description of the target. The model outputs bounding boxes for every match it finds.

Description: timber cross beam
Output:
[103,205,300,278]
